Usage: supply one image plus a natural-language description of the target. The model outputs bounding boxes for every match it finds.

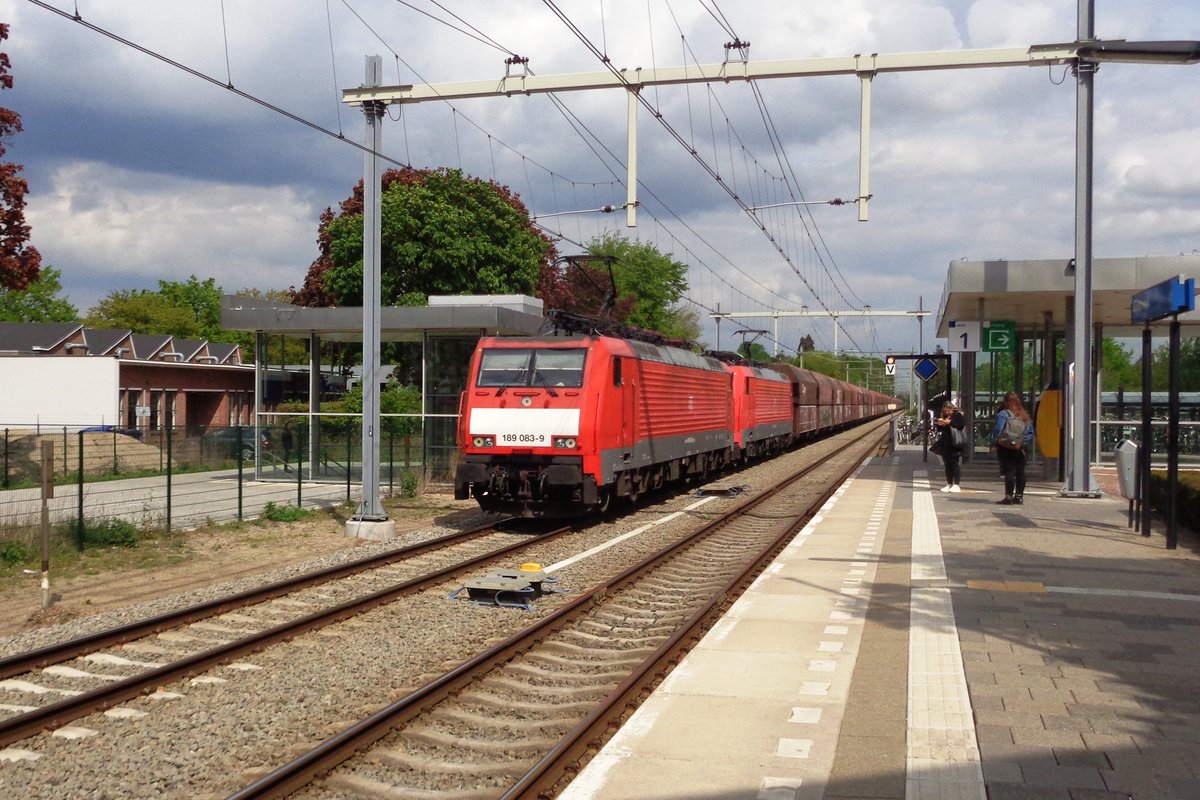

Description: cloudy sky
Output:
[3,0,1198,357]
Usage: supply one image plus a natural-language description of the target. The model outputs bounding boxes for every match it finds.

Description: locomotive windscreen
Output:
[477,348,587,389]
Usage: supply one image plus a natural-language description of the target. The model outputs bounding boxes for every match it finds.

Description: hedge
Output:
[1147,470,1200,533]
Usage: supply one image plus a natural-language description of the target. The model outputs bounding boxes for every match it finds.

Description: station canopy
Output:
[221,294,547,340]
[936,254,1200,339]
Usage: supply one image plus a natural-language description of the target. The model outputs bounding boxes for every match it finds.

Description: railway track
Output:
[0,517,583,749]
[232,419,889,799]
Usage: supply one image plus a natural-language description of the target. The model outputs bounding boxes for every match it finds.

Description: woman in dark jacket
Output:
[935,400,966,493]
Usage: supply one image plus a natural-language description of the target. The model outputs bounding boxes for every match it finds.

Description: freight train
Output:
[454,316,898,517]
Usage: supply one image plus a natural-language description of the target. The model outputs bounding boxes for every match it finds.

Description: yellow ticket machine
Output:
[1035,383,1062,459]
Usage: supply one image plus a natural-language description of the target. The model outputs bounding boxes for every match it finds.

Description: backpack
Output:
[997,412,1028,449]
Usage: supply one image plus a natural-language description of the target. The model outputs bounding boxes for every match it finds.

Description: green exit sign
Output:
[983,320,1016,353]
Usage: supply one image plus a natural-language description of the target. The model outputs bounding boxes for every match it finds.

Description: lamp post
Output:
[1061,4,1200,497]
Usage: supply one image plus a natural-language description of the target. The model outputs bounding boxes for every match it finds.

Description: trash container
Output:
[1114,439,1139,500]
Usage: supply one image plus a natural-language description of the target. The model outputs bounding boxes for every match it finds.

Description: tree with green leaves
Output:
[1099,338,1140,391]
[0,266,77,322]
[294,167,556,307]
[1151,336,1200,391]
[539,233,697,342]
[738,341,774,362]
[156,275,224,340]
[84,290,202,337]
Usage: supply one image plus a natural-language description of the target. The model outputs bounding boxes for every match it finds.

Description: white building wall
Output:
[0,356,120,427]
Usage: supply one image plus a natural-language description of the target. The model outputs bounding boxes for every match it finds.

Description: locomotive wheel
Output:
[596,489,612,514]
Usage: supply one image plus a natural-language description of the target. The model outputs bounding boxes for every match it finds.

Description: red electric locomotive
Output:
[454,333,736,517]
[710,353,794,459]
[455,314,901,517]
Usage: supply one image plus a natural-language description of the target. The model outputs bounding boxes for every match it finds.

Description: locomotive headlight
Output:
[553,436,577,449]
[472,435,495,448]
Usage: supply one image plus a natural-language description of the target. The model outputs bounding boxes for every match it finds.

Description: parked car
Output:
[199,426,268,462]
[80,425,144,441]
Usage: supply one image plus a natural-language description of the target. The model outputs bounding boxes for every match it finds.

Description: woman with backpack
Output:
[990,391,1034,505]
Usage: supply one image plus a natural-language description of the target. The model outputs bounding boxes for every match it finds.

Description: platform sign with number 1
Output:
[947,320,981,352]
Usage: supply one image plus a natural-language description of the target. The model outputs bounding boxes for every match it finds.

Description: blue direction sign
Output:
[1131,275,1196,323]
[913,357,939,382]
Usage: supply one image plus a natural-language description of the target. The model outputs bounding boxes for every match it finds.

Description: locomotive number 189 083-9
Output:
[501,433,546,444]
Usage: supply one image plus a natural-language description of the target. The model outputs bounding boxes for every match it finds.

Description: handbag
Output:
[950,427,965,449]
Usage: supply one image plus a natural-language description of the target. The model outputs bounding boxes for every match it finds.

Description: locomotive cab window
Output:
[477,348,586,389]
[477,350,531,387]
[532,349,586,388]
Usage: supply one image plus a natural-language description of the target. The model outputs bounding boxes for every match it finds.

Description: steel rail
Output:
[227,420,889,800]
[0,517,512,680]
[0,521,570,749]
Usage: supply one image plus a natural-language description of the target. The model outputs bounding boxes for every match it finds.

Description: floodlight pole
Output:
[1059,5,1200,496]
[355,55,389,523]
[1064,0,1100,496]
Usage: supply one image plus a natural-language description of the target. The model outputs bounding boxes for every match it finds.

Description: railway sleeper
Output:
[326,771,497,800]
[404,727,558,757]
[556,630,662,651]
[456,690,599,715]
[503,661,631,682]
[537,638,654,660]
[483,676,612,700]
[520,652,643,676]
[432,706,578,735]
[592,609,676,628]
[372,748,530,780]
[578,619,680,639]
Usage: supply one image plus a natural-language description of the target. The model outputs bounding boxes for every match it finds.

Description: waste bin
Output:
[1114,439,1139,500]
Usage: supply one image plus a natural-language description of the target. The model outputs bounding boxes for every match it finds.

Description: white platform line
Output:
[907,476,985,800]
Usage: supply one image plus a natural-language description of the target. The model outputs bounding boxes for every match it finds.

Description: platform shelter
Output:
[220,294,546,485]
[935,254,1200,473]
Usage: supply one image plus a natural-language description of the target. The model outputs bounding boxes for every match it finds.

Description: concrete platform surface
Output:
[558,446,1200,800]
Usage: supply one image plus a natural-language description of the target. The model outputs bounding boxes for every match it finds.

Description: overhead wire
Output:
[35,0,859,354]
[696,3,868,313]
[374,0,793,315]
[671,2,868,345]
[25,0,415,169]
[669,2,870,318]
[324,0,344,136]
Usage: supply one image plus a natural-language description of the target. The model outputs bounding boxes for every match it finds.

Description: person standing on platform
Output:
[934,400,966,493]
[281,422,294,473]
[990,391,1034,504]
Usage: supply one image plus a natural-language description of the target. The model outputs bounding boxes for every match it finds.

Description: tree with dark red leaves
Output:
[0,23,41,292]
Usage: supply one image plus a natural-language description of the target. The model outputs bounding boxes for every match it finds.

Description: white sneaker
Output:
[949,485,961,493]
[940,485,951,492]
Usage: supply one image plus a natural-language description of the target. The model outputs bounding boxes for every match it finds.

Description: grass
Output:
[2,461,231,491]
[0,490,453,598]
[0,527,192,589]
[258,501,316,523]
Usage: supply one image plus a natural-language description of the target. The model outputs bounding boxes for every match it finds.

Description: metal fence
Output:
[0,421,432,555]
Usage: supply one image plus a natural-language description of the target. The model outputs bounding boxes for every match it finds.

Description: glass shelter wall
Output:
[959,332,1200,466]
[251,331,484,488]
